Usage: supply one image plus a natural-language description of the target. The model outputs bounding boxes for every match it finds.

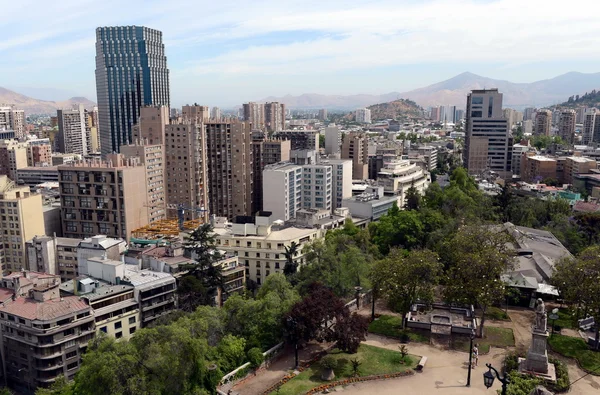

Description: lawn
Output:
[552,308,577,330]
[452,326,515,354]
[548,334,600,375]
[271,344,418,395]
[368,315,430,343]
[484,306,510,321]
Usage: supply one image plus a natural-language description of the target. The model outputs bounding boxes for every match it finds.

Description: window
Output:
[129,317,136,325]
[115,332,123,339]
[472,96,483,105]
[275,262,280,269]
[129,327,136,335]
[114,322,122,330]
[67,362,78,370]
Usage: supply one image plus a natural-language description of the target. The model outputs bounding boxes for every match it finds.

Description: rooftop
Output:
[214,225,317,241]
[0,295,90,321]
[124,267,174,288]
[528,156,556,162]
[59,277,134,301]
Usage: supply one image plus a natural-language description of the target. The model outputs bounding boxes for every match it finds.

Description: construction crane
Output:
[166,204,209,231]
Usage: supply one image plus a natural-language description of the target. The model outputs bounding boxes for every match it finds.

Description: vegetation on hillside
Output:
[367,98,423,121]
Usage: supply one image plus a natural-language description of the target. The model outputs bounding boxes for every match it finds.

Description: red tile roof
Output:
[0,296,90,321]
[573,201,600,213]
[0,288,14,304]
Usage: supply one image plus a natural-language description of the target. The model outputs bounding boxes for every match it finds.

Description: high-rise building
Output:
[430,107,440,122]
[243,102,265,129]
[318,109,328,121]
[163,122,209,221]
[121,142,166,223]
[26,138,52,166]
[301,164,333,212]
[182,105,210,124]
[534,110,552,136]
[58,155,150,240]
[57,105,88,155]
[273,130,319,151]
[558,109,576,144]
[95,26,170,155]
[355,108,371,124]
[520,154,557,183]
[211,107,221,121]
[341,132,369,180]
[265,102,286,132]
[0,176,44,273]
[205,122,253,219]
[320,159,352,209]
[524,107,536,121]
[583,111,600,145]
[0,105,25,139]
[132,106,169,145]
[324,125,342,155]
[251,133,291,214]
[0,140,28,181]
[464,89,513,178]
[262,162,302,221]
[440,105,457,123]
[564,156,597,185]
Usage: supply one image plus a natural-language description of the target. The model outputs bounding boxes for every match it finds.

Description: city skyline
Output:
[2,0,600,107]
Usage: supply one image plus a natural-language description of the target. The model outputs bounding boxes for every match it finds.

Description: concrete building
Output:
[26,138,52,167]
[51,154,81,166]
[131,106,169,145]
[534,110,552,136]
[320,159,352,209]
[290,149,317,165]
[324,125,342,155]
[511,144,532,176]
[95,26,170,155]
[26,236,81,280]
[582,111,600,145]
[211,107,221,121]
[243,102,265,129]
[205,122,254,219]
[58,155,150,240]
[407,145,438,171]
[274,130,319,151]
[182,105,210,124]
[430,107,440,122]
[524,107,536,121]
[16,166,59,187]
[0,176,45,273]
[0,106,25,139]
[57,105,87,156]
[558,109,576,144]
[523,119,533,135]
[564,156,597,184]
[262,162,302,222]
[341,132,369,180]
[213,214,321,284]
[376,159,430,207]
[302,164,333,212]
[77,235,127,277]
[121,143,166,223]
[342,186,397,221]
[464,89,513,179]
[252,137,291,213]
[355,108,371,124]
[0,140,28,181]
[265,102,286,132]
[162,122,209,221]
[520,155,557,183]
[318,109,328,121]
[0,271,95,390]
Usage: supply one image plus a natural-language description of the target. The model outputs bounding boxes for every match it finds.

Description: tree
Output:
[553,245,600,349]
[331,311,369,353]
[574,212,600,245]
[371,249,442,328]
[443,226,516,337]
[247,347,265,369]
[403,182,421,211]
[319,134,325,148]
[179,223,224,309]
[216,334,247,372]
[369,203,424,254]
[283,241,300,276]
[36,375,74,395]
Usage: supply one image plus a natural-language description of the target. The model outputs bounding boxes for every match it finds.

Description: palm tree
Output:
[283,241,300,276]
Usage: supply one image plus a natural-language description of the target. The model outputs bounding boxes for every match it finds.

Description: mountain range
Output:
[261,71,600,109]
[0,87,96,115]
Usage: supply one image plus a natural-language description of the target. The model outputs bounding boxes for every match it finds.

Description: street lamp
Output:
[466,329,476,387]
[483,363,510,395]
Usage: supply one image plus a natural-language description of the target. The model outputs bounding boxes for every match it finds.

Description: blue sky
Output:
[1,0,599,107]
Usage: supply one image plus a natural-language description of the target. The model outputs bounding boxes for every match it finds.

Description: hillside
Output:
[559,89,600,107]
[0,87,95,115]
[367,99,423,120]
[259,71,600,109]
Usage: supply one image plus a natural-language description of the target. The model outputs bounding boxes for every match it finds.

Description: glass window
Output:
[472,96,483,104]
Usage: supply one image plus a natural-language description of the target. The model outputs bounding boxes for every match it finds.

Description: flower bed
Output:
[304,370,414,394]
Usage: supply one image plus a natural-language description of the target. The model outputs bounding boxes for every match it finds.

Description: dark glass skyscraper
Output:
[95,26,170,155]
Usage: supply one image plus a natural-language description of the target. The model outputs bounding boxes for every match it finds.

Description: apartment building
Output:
[376,159,430,207]
[355,108,371,124]
[302,164,333,212]
[0,140,28,181]
[0,106,25,139]
[121,143,166,223]
[262,163,302,222]
[182,105,210,124]
[265,102,286,132]
[213,214,321,284]
[520,155,557,183]
[57,105,88,156]
[51,154,81,166]
[58,155,150,240]
[511,144,532,176]
[131,106,169,145]
[205,122,253,219]
[211,107,221,121]
[0,271,95,390]
[164,122,209,221]
[243,102,265,129]
[318,109,327,121]
[564,156,597,185]
[534,110,552,136]
[341,132,369,180]
[26,138,52,167]
[320,159,352,209]
[558,109,576,144]
[16,166,59,187]
[582,111,600,145]
[26,236,80,279]
[0,176,45,273]
[252,139,292,214]
[273,130,319,151]
[324,125,342,155]
[343,186,399,221]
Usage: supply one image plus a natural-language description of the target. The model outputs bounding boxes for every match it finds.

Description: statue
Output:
[534,298,547,332]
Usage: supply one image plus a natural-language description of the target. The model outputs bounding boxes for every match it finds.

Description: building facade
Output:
[0,106,25,139]
[324,125,342,155]
[0,140,28,182]
[534,110,552,136]
[265,102,285,132]
[95,26,170,155]
[243,102,265,129]
[131,106,169,145]
[57,105,88,156]
[355,108,371,124]
[320,159,352,209]
[341,132,369,180]
[262,163,302,222]
[558,109,576,144]
[301,164,333,212]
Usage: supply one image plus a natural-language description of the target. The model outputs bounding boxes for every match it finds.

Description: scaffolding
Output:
[130,218,203,242]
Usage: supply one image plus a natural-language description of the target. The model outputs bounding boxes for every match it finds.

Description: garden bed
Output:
[268,344,418,395]
[368,315,430,343]
[451,326,515,354]
[548,334,600,375]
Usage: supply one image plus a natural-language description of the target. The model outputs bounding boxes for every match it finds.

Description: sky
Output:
[1,0,599,107]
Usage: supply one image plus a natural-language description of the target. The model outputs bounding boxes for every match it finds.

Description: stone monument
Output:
[519,299,556,381]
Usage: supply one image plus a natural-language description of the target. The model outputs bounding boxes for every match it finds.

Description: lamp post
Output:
[483,363,510,395]
[466,329,476,387]
[371,289,377,321]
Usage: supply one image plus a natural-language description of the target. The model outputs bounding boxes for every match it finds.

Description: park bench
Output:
[578,317,595,331]
[416,356,428,371]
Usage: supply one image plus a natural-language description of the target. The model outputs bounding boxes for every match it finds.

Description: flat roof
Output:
[124,268,174,288]
[214,226,318,241]
[0,295,90,320]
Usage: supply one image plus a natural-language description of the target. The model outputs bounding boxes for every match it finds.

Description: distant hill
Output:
[0,87,96,115]
[559,89,600,107]
[260,71,600,109]
[367,99,423,120]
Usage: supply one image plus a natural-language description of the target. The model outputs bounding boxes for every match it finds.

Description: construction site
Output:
[130,218,203,245]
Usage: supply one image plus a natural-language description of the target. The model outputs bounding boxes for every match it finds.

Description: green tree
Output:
[36,375,73,395]
[371,249,442,328]
[443,226,516,336]
[574,212,600,245]
[369,203,424,254]
[247,347,265,369]
[216,334,247,372]
[319,134,325,148]
[283,241,300,276]
[403,183,421,211]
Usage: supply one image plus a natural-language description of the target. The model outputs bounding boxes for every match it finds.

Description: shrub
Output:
[549,358,570,393]
[321,355,338,370]
[503,350,520,374]
[247,347,265,369]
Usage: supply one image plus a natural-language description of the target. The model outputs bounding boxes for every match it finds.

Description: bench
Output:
[416,356,428,371]
[578,317,595,331]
